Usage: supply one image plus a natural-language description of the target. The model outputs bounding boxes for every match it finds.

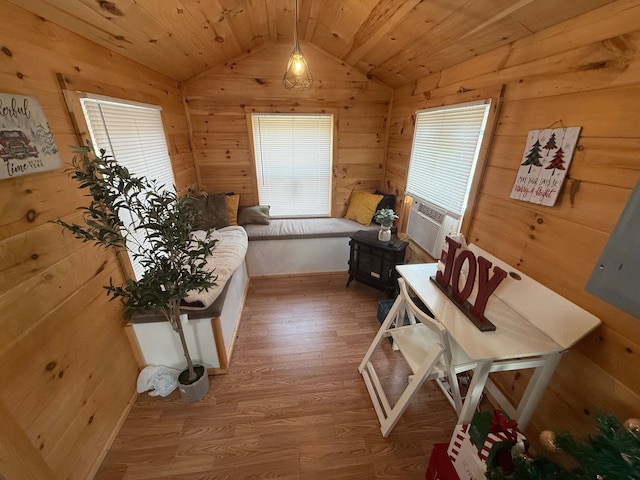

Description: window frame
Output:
[403,87,504,237]
[407,100,491,218]
[246,106,338,218]
[62,90,175,281]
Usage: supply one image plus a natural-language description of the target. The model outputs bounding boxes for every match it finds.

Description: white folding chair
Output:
[359,277,476,437]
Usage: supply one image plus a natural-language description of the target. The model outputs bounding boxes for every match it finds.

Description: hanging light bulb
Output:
[283,0,312,90]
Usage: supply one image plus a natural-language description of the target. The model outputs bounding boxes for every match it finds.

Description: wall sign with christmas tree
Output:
[510,126,581,206]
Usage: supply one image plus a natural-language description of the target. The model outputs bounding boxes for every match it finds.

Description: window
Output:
[80,94,174,280]
[406,100,491,217]
[251,113,333,217]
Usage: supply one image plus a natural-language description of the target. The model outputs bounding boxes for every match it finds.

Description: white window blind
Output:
[251,114,333,217]
[406,101,490,216]
[80,95,175,280]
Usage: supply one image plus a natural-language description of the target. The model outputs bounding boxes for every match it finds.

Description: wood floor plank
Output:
[94,274,463,480]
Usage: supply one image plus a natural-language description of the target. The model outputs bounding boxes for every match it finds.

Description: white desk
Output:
[396,244,601,427]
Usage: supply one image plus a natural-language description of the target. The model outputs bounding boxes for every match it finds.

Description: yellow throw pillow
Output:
[345,190,383,226]
[225,194,240,226]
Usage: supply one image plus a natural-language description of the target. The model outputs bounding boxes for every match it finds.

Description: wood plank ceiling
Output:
[12,0,618,87]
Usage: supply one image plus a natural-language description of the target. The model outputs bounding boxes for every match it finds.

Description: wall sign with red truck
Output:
[0,93,62,180]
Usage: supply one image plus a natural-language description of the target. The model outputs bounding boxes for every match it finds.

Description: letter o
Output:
[451,250,476,302]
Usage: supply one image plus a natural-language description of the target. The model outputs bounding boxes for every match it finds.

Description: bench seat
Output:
[244,217,378,277]
[244,217,378,240]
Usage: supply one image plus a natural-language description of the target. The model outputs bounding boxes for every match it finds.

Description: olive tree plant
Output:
[55,145,217,385]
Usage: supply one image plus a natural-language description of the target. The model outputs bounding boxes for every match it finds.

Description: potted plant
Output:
[374,208,399,242]
[54,145,218,402]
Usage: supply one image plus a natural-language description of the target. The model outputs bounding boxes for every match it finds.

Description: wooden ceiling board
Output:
[301,0,322,41]
[178,0,249,61]
[355,0,470,76]
[128,0,235,73]
[275,0,295,41]
[343,0,424,65]
[7,0,192,78]
[70,0,205,72]
[388,16,534,85]
[243,0,272,43]
[320,0,379,59]
[8,0,621,85]
[456,0,535,40]
[307,0,346,47]
[18,0,208,79]
[501,0,640,70]
[509,0,618,33]
[366,0,543,86]
[216,0,266,50]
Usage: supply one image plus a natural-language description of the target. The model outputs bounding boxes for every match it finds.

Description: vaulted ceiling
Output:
[13,0,617,87]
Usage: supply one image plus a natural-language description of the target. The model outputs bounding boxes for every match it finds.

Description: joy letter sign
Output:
[431,237,507,331]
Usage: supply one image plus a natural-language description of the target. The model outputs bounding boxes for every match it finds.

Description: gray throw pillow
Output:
[193,193,229,230]
[238,205,270,225]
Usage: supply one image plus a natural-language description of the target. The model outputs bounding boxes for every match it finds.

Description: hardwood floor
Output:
[95,273,461,480]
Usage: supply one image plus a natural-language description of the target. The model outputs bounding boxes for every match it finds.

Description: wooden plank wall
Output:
[183,42,393,216]
[0,3,197,479]
[386,0,640,439]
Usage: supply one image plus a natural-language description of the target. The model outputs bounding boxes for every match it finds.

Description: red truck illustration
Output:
[0,130,39,162]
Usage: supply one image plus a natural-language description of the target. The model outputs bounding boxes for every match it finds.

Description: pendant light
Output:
[283,0,313,90]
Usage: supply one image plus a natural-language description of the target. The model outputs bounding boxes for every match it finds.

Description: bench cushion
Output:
[181,226,248,310]
[244,217,378,241]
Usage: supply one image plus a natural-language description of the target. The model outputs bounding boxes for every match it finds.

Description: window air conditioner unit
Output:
[407,199,461,259]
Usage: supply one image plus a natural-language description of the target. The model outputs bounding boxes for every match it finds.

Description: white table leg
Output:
[515,351,563,429]
[457,360,492,425]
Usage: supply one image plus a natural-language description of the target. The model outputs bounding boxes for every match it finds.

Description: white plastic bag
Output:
[136,365,180,397]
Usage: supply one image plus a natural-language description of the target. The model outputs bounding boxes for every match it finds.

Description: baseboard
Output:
[249,270,346,279]
[86,389,138,479]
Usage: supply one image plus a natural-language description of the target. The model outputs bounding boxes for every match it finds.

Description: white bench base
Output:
[125,260,249,373]
[247,236,351,277]
[244,218,379,277]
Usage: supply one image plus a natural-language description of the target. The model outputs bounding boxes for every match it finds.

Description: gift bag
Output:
[469,410,526,471]
[447,410,527,480]
[447,424,486,480]
[426,443,460,480]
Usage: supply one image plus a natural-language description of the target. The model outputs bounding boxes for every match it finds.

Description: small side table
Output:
[346,230,408,297]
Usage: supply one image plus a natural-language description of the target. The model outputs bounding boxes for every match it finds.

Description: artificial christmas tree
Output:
[486,414,640,480]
